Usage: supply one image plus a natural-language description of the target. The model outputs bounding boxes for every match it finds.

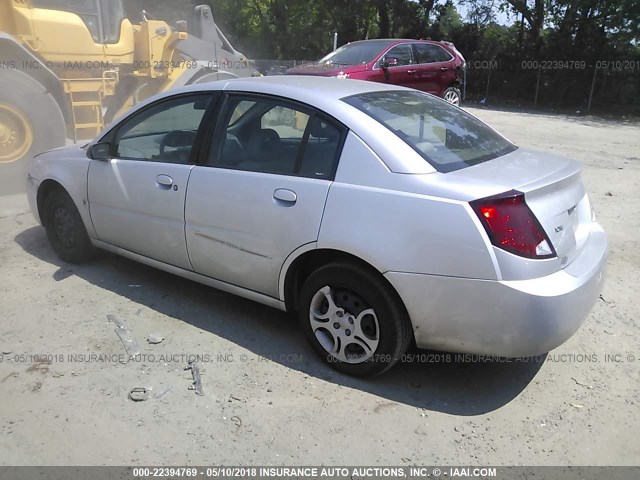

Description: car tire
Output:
[43,188,95,264]
[443,86,462,106]
[0,69,66,195]
[298,261,412,376]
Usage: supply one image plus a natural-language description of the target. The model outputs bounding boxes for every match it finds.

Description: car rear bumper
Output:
[385,223,608,357]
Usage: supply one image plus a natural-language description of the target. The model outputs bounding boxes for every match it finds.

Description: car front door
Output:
[87,93,216,269]
[185,95,345,298]
[412,43,457,95]
[369,43,419,89]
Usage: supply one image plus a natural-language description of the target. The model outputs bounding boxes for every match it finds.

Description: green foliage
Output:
[204,0,436,59]
[205,0,638,64]
[122,0,639,111]
[123,1,637,62]
[431,1,464,39]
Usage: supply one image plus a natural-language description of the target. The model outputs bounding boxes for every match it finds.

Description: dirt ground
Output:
[0,107,638,466]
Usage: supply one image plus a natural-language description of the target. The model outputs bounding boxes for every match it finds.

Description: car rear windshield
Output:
[343,90,517,173]
[318,41,393,67]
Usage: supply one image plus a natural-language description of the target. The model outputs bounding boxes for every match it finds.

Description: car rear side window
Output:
[208,96,344,179]
[343,90,517,173]
[414,43,453,64]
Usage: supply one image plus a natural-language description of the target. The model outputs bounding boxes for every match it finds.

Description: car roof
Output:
[345,38,446,47]
[131,76,410,110]
[347,38,441,44]
[104,76,437,175]
[223,75,408,98]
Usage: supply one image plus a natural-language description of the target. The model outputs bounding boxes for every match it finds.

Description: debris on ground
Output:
[154,385,172,400]
[185,362,204,396]
[107,314,140,362]
[571,377,594,390]
[147,334,164,345]
[128,387,152,402]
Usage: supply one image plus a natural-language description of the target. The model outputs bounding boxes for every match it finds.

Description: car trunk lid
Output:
[447,148,592,268]
[519,163,590,268]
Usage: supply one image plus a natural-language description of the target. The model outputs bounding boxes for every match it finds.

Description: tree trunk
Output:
[377,0,390,38]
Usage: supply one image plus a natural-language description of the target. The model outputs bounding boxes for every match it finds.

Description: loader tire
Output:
[0,69,66,195]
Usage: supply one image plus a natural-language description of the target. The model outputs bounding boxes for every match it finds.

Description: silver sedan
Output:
[27,76,607,376]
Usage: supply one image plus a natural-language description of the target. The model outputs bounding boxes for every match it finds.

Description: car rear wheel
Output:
[443,86,462,106]
[298,262,412,376]
[44,189,95,263]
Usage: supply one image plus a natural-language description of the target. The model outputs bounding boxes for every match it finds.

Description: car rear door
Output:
[87,93,216,270]
[412,43,457,95]
[185,94,346,298]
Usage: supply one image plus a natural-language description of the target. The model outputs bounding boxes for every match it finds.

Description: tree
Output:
[431,1,464,39]
[501,0,546,51]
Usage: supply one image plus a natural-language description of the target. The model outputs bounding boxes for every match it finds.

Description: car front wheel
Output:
[44,189,95,263]
[298,262,412,376]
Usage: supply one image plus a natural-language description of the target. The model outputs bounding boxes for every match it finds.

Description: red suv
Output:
[286,39,466,105]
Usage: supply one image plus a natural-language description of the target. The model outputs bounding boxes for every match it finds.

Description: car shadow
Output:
[15,225,546,416]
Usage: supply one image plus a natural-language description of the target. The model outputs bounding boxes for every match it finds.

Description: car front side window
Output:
[383,44,414,67]
[113,94,212,164]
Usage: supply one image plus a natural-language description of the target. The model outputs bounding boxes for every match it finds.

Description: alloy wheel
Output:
[444,90,461,106]
[309,286,380,364]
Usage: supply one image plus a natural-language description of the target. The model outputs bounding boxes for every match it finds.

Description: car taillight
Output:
[470,191,555,259]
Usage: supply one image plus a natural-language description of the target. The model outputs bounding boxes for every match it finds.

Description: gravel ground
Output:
[0,107,638,466]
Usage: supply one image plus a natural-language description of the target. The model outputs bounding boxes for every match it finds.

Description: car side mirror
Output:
[382,57,399,70]
[88,142,111,161]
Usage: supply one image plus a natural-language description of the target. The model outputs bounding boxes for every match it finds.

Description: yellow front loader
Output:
[0,0,259,195]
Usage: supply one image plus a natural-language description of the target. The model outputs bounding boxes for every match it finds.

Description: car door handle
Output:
[407,70,417,74]
[273,188,297,206]
[440,67,449,71]
[156,174,174,188]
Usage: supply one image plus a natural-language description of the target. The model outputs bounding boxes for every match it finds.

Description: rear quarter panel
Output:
[317,132,498,280]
